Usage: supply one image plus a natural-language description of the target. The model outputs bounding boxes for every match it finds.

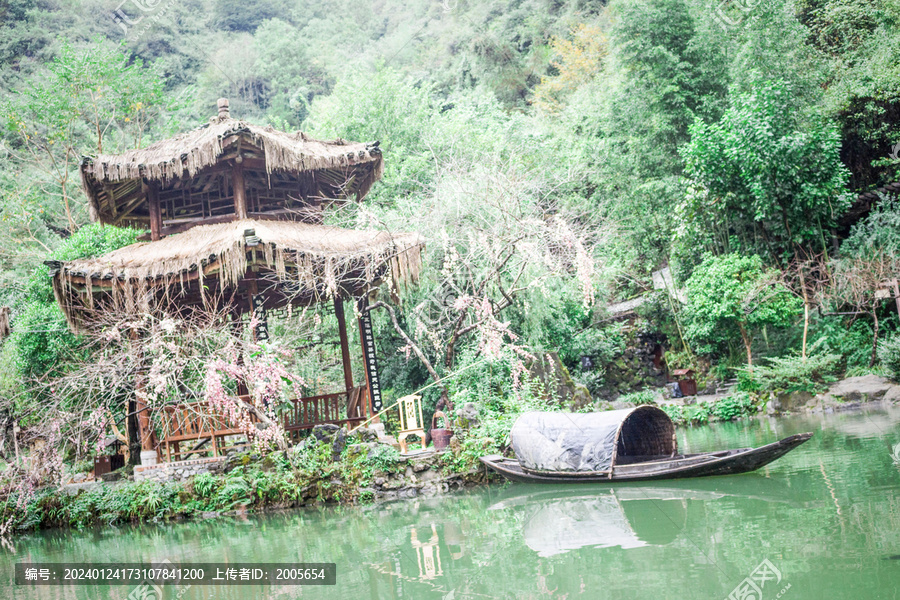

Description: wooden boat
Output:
[480,407,812,484]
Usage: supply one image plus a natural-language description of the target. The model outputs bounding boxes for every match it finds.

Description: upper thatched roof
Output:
[81,111,384,226]
[51,219,424,328]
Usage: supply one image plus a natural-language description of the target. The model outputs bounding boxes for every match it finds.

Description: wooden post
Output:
[334,297,354,394]
[233,159,248,219]
[146,182,162,241]
[135,397,153,451]
[357,296,382,420]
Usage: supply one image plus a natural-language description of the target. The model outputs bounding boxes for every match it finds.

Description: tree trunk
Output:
[870,305,880,368]
[798,259,810,360]
[739,322,753,374]
[802,299,810,361]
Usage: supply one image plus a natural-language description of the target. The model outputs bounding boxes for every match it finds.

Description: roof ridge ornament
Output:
[217,98,230,121]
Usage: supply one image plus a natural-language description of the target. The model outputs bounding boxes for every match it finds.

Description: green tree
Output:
[213,0,280,33]
[0,38,164,232]
[683,253,801,371]
[679,81,851,265]
[563,0,726,275]
[10,223,141,382]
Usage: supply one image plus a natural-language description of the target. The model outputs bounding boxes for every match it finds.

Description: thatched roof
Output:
[51,219,424,328]
[82,112,384,226]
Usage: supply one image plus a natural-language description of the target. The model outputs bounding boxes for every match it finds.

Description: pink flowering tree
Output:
[6,308,314,474]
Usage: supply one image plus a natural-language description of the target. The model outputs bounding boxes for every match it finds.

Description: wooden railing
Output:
[284,385,369,433]
[158,398,259,462]
[156,386,369,462]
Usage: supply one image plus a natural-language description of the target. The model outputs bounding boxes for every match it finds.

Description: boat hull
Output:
[480,432,813,484]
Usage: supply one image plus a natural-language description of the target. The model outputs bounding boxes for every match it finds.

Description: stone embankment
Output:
[767,375,900,414]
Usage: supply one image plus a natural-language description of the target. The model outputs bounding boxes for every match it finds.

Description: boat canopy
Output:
[510,407,677,473]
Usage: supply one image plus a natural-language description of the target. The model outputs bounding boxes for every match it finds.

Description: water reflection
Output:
[488,482,794,557]
[6,408,900,599]
[410,525,442,579]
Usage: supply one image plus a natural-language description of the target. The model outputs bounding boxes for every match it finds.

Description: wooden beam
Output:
[147,182,162,241]
[233,160,248,219]
[152,210,298,239]
[334,297,354,394]
[112,186,148,225]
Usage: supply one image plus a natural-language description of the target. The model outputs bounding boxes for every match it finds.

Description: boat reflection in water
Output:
[489,482,791,557]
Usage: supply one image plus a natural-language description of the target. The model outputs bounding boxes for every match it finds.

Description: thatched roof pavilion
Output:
[51,218,423,329]
[51,99,423,467]
[82,99,384,234]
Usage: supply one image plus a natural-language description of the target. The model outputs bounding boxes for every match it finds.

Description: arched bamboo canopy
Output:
[510,407,677,473]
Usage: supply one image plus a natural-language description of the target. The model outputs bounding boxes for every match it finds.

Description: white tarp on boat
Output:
[509,407,676,473]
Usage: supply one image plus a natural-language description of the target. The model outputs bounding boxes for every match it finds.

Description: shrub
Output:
[748,352,841,394]
[661,403,710,426]
[878,335,900,382]
[711,392,757,422]
[366,444,401,472]
[616,389,658,405]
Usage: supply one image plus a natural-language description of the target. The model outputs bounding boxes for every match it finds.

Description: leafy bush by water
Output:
[662,392,758,426]
[711,392,757,422]
[877,335,900,382]
[616,390,658,405]
[745,352,841,394]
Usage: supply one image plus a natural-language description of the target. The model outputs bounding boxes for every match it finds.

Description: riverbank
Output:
[7,374,899,535]
[10,409,900,599]
[3,425,497,534]
[647,374,900,426]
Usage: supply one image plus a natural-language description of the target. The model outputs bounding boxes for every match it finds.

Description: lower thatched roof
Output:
[51,219,424,328]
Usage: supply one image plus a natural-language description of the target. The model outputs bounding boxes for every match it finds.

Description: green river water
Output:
[5,406,900,599]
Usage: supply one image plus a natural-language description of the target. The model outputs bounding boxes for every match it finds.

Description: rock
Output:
[312,424,341,442]
[883,386,900,404]
[527,351,587,408]
[60,481,102,495]
[417,468,441,483]
[349,427,379,443]
[569,384,592,411]
[770,391,814,414]
[332,429,347,459]
[410,458,433,472]
[827,375,894,402]
[346,443,378,461]
[454,403,480,430]
[449,435,461,454]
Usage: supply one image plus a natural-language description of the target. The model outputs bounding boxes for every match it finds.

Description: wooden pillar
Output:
[135,388,153,451]
[357,296,382,420]
[334,297,354,394]
[146,182,162,241]
[233,159,248,219]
